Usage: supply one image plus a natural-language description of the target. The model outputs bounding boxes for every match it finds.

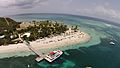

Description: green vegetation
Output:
[19,20,69,41]
[0,17,20,33]
[0,17,20,45]
[0,17,78,46]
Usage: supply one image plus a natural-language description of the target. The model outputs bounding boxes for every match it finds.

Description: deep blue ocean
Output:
[0,13,120,68]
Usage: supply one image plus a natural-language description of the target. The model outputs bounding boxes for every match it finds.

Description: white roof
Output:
[10,35,14,39]
[0,35,5,39]
[22,33,31,37]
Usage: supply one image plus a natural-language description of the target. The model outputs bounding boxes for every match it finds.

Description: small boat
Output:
[27,64,30,68]
[110,41,115,45]
[44,50,63,62]
[86,64,92,68]
[86,67,92,68]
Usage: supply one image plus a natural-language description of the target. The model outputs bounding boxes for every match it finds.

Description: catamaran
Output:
[45,50,63,62]
[36,50,63,62]
[35,50,63,62]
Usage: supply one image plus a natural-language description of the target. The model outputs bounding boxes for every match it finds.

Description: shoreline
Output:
[0,31,91,58]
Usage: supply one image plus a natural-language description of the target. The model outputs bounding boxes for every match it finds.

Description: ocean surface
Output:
[0,13,120,68]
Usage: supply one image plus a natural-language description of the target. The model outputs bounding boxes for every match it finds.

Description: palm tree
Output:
[74,25,78,32]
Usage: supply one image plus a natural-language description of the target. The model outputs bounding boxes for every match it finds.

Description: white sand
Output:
[0,31,91,58]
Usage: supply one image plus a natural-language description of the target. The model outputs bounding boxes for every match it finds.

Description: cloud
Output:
[0,0,48,8]
[94,6,120,18]
[76,5,120,20]
[0,0,120,23]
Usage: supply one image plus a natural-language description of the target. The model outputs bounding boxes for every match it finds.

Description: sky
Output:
[0,0,120,23]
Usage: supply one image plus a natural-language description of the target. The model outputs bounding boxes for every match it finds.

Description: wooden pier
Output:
[19,35,44,62]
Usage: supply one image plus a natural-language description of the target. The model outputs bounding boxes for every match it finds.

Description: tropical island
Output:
[0,17,91,58]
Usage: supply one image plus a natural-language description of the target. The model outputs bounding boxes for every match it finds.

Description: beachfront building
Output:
[21,32,31,38]
[0,35,5,39]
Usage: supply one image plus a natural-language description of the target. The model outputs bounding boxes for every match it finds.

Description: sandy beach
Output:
[0,31,91,58]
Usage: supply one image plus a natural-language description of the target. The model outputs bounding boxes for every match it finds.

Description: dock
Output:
[19,35,44,62]
[18,34,63,62]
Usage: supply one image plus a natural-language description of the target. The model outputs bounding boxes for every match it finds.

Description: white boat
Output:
[35,50,63,62]
[27,64,30,68]
[44,50,63,62]
[110,41,115,45]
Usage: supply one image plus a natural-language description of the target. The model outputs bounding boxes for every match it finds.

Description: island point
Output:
[0,17,91,59]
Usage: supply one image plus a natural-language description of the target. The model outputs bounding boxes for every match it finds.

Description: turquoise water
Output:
[0,13,120,68]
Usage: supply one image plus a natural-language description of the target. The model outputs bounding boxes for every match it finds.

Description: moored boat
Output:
[44,50,63,62]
